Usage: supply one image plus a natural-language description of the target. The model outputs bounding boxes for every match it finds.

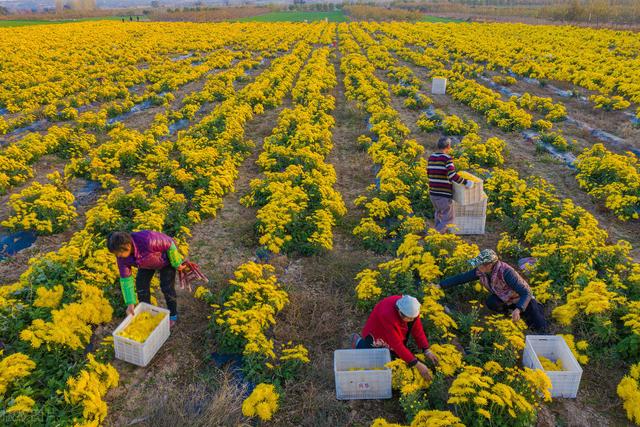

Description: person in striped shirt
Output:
[427,137,473,233]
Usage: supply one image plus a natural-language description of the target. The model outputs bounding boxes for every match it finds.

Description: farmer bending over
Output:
[437,249,548,333]
[427,136,473,233]
[352,295,439,381]
[108,230,186,327]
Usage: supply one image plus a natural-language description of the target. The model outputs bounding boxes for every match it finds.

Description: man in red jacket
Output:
[352,295,439,381]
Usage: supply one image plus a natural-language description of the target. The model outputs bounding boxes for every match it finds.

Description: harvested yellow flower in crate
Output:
[452,171,484,205]
[457,171,482,183]
[113,303,170,367]
[523,335,583,398]
[117,311,166,343]
[539,356,564,371]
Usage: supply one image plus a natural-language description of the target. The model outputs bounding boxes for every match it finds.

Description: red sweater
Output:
[361,295,430,365]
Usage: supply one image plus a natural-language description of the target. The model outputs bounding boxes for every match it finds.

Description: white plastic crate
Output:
[454,193,488,217]
[334,349,392,400]
[523,335,583,398]
[452,173,484,205]
[451,215,486,235]
[113,303,170,367]
[431,77,447,95]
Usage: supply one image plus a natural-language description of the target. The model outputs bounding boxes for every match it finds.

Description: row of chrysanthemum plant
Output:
[574,143,640,221]
[240,47,346,256]
[337,23,432,254]
[195,261,309,422]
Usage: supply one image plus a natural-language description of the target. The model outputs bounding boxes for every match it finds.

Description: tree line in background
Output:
[0,8,122,20]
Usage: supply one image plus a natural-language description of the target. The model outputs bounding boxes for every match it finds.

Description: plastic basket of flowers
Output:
[452,171,484,205]
[113,302,170,367]
[334,348,392,400]
[523,335,583,398]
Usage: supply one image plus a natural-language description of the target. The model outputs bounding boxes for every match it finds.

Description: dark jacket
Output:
[439,261,533,311]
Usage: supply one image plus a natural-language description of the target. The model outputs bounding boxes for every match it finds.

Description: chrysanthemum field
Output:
[0,20,639,426]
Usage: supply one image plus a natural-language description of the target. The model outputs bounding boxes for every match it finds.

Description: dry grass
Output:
[0,10,129,21]
[267,236,402,426]
[138,369,251,427]
[405,2,640,29]
[545,359,632,426]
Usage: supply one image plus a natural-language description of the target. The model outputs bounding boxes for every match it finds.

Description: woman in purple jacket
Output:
[107,230,186,326]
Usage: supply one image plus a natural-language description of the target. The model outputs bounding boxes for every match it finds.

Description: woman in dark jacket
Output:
[108,230,186,326]
[438,249,548,333]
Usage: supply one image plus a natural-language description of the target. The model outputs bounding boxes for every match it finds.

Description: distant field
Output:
[235,10,347,22]
[421,15,464,22]
[0,16,139,27]
[234,11,463,23]
[0,13,463,27]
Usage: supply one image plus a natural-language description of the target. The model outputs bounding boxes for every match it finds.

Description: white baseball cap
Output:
[396,295,421,318]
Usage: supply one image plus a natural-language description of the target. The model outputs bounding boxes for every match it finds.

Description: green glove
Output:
[167,243,184,269]
[120,276,137,306]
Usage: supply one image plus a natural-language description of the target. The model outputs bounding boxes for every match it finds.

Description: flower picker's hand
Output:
[177,262,189,272]
[424,348,439,365]
[126,304,135,317]
[512,308,521,323]
[464,180,474,189]
[416,361,433,382]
